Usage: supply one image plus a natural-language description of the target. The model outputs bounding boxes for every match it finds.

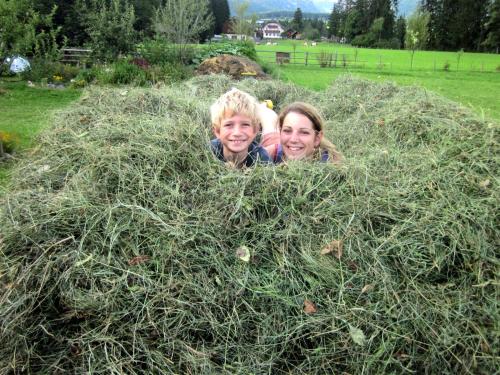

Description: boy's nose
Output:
[233,124,244,135]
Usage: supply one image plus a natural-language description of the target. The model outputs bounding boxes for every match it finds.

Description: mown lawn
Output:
[0,79,81,187]
[257,41,500,121]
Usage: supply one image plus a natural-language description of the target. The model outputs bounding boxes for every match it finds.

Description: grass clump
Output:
[0,75,498,373]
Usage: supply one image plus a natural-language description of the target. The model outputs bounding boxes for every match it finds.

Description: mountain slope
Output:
[229,0,320,14]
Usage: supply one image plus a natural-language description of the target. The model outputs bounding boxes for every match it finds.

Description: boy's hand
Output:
[258,103,279,135]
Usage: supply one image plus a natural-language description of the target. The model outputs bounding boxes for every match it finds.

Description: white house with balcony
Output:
[262,22,284,39]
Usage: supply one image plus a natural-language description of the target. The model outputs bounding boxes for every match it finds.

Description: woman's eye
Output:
[300,130,312,136]
[282,129,292,134]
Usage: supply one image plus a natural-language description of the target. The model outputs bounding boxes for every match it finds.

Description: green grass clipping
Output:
[0,75,498,373]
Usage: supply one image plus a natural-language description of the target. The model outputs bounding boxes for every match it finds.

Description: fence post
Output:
[334,52,337,68]
[305,52,308,66]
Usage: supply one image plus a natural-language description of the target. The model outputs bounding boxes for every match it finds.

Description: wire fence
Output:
[256,50,500,73]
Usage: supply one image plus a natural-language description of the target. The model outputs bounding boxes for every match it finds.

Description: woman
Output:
[260,102,343,164]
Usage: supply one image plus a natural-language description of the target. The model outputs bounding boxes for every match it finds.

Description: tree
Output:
[484,0,500,52]
[154,0,213,60]
[293,8,303,32]
[421,0,441,49]
[303,24,320,41]
[0,0,62,58]
[395,16,406,49]
[212,0,230,35]
[328,3,344,38]
[405,7,430,69]
[81,0,136,61]
[231,0,254,37]
[130,0,162,37]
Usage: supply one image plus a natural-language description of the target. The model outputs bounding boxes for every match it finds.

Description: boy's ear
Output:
[213,126,220,138]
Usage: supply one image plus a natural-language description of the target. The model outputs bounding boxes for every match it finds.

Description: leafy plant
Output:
[21,59,80,83]
[136,39,195,65]
[0,131,18,156]
[316,51,330,68]
[192,41,257,65]
[103,60,147,85]
[80,0,137,61]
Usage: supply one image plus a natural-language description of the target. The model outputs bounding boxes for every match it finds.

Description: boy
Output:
[210,88,272,168]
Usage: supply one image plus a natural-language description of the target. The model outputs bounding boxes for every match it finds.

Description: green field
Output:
[0,79,81,185]
[257,41,500,121]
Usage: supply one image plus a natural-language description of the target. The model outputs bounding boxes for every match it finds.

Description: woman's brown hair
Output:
[278,102,343,164]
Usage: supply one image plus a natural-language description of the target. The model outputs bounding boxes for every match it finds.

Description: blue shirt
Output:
[210,139,272,167]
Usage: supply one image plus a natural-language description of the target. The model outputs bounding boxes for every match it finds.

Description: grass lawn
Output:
[270,65,500,121]
[257,41,500,121]
[0,78,81,187]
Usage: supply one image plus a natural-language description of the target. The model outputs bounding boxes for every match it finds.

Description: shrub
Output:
[373,38,400,49]
[0,131,18,156]
[316,51,331,68]
[136,39,195,65]
[101,60,148,85]
[351,33,376,47]
[192,41,258,65]
[157,62,193,83]
[21,59,80,83]
[73,67,101,85]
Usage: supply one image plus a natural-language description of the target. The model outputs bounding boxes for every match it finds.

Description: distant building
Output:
[262,22,285,39]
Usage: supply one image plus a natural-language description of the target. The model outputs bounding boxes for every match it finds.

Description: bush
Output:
[156,62,193,83]
[21,59,80,83]
[100,60,148,85]
[1,76,497,374]
[73,67,101,85]
[373,38,401,49]
[351,33,376,47]
[316,51,331,68]
[0,131,18,156]
[192,41,258,65]
[136,39,195,65]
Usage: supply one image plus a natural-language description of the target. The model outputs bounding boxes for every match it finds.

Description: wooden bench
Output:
[60,48,92,66]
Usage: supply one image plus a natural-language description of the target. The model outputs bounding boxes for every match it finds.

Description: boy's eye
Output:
[241,123,251,127]
[223,123,233,127]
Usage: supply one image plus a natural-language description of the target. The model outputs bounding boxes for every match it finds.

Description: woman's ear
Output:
[314,131,323,148]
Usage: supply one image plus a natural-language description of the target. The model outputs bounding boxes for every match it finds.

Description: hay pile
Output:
[1,75,498,373]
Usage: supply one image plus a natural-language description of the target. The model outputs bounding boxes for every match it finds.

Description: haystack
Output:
[0,75,498,373]
[197,54,269,80]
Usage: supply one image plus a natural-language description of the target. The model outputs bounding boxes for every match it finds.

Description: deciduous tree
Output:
[484,0,500,52]
[154,0,213,60]
[405,7,430,69]
[81,0,136,61]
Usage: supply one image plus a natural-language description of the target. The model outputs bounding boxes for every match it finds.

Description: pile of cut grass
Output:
[0,75,498,373]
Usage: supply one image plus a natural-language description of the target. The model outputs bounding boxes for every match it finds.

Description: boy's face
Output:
[214,113,258,159]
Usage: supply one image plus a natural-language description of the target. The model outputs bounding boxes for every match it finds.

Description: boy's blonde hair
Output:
[210,88,260,130]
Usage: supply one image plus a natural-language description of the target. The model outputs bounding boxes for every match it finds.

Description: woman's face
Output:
[280,111,323,160]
